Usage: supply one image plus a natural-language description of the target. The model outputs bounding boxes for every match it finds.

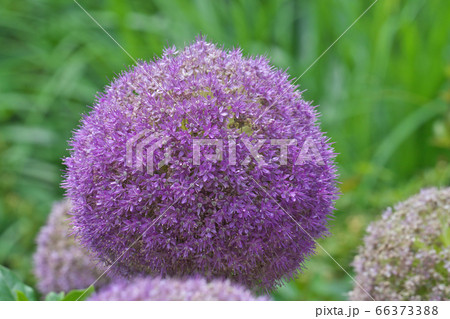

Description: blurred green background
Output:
[1,0,449,300]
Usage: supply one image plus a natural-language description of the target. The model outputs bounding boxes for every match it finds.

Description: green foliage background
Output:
[1,0,449,300]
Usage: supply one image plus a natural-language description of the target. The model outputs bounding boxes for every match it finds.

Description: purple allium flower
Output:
[350,188,450,301]
[63,38,338,290]
[33,200,110,294]
[89,276,269,301]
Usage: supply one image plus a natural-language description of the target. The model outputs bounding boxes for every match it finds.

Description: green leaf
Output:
[0,265,36,301]
[440,225,450,247]
[45,291,65,301]
[62,286,95,301]
[16,291,29,301]
[412,237,426,250]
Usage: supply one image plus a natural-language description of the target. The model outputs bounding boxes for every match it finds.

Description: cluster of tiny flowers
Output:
[64,38,338,290]
[350,188,450,301]
[89,277,269,301]
[33,200,109,294]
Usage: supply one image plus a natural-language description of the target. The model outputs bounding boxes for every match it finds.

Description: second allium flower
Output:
[33,200,109,294]
[350,188,450,301]
[89,277,269,301]
[64,38,338,290]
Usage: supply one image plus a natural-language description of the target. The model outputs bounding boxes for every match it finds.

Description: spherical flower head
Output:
[89,276,269,301]
[33,200,109,294]
[64,38,338,290]
[350,188,450,301]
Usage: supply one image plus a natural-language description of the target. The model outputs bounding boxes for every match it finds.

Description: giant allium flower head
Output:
[33,200,109,294]
[63,38,338,290]
[89,276,269,301]
[350,188,450,301]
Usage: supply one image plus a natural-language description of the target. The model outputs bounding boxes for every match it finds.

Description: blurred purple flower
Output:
[33,200,109,294]
[64,38,338,290]
[350,188,450,301]
[89,276,269,301]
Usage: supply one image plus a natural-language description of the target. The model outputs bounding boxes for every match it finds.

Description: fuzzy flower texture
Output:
[89,277,268,301]
[33,200,109,294]
[64,38,338,290]
[350,188,450,301]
